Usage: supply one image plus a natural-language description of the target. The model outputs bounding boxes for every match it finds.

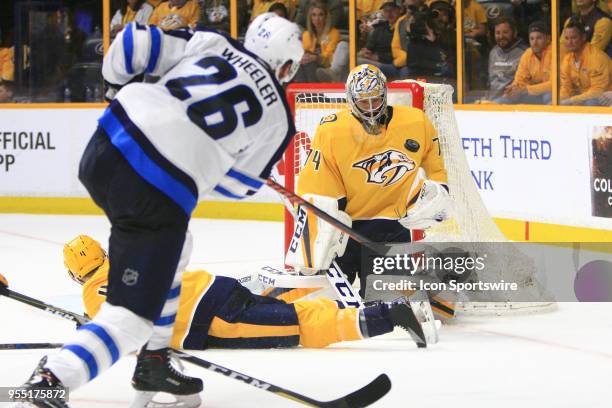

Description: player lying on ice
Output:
[64,234,429,350]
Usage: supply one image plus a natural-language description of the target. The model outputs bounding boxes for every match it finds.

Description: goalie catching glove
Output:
[285,194,351,275]
[399,179,452,230]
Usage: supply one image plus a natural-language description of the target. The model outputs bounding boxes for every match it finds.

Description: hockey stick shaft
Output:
[0,285,89,326]
[264,177,375,246]
[175,351,390,408]
[0,343,64,350]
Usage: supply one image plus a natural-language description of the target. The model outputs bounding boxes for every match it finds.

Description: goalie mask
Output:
[346,64,388,134]
[244,13,304,84]
[63,235,106,284]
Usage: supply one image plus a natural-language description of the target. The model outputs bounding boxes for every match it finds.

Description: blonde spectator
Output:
[498,21,551,104]
[111,0,155,37]
[295,0,345,29]
[560,19,612,105]
[250,0,296,21]
[149,0,200,30]
[294,2,342,82]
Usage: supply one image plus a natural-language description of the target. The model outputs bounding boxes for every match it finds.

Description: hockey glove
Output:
[399,180,452,230]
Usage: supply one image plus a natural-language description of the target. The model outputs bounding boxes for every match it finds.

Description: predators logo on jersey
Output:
[352,149,416,186]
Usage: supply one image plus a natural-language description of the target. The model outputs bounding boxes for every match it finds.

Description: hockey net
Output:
[283,81,555,315]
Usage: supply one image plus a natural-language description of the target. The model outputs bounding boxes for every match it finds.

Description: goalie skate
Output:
[386,299,428,348]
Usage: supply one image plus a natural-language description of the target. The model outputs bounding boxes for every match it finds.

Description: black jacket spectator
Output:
[364,21,394,64]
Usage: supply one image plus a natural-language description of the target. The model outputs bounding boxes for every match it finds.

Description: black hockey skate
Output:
[387,300,428,348]
[130,347,203,408]
[12,356,70,408]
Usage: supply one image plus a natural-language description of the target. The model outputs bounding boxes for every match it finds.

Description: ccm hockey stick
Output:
[0,273,391,407]
[0,273,88,326]
[264,176,374,246]
[0,343,64,350]
[175,351,391,408]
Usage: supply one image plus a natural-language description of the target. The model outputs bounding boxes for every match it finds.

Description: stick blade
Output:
[320,374,392,408]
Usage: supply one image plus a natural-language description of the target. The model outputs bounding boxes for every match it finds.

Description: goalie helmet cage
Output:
[283,81,556,316]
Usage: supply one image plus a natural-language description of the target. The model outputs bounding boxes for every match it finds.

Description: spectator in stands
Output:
[358,0,387,19]
[429,0,456,74]
[149,0,200,30]
[0,41,14,82]
[463,0,487,42]
[497,20,551,104]
[357,1,402,80]
[250,0,295,22]
[391,1,454,80]
[561,0,612,57]
[401,6,453,78]
[561,19,612,105]
[199,0,246,33]
[111,0,154,37]
[390,4,411,76]
[269,2,290,18]
[463,0,488,90]
[295,0,345,29]
[487,17,527,99]
[0,80,14,103]
[294,2,344,82]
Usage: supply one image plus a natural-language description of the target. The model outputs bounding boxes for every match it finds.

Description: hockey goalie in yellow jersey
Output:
[63,234,427,350]
[286,64,453,304]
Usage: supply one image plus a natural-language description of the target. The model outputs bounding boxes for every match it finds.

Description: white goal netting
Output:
[285,81,556,315]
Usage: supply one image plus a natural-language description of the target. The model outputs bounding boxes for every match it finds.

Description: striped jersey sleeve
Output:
[102,23,192,85]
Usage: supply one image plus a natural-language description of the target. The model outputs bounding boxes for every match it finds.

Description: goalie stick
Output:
[268,172,456,320]
[0,273,391,407]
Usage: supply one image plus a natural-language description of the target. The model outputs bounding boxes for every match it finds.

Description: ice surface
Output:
[0,214,611,408]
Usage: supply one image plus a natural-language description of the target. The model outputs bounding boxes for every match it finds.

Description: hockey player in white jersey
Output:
[14,14,303,408]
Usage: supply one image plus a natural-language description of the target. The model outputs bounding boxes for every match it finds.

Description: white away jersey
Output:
[99,23,294,214]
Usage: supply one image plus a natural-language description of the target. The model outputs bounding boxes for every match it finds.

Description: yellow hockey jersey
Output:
[297,106,447,221]
[82,260,216,349]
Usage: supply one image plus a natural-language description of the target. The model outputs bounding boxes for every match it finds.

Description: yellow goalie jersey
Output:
[297,106,447,220]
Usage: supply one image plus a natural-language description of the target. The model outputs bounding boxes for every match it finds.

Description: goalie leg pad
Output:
[285,194,352,274]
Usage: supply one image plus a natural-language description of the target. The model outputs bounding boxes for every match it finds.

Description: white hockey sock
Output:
[146,270,183,350]
[46,303,153,389]
[146,231,192,351]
